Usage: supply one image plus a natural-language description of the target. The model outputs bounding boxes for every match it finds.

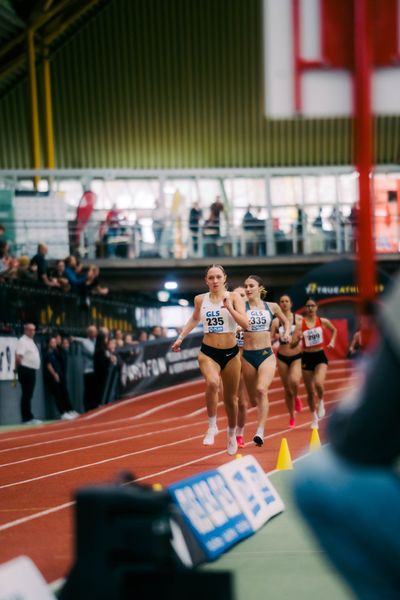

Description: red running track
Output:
[0,359,358,584]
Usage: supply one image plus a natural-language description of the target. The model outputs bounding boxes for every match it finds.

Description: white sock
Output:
[236,426,244,436]
[208,416,217,430]
[256,427,264,439]
[228,427,236,438]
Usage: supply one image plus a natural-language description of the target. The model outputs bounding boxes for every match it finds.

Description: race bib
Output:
[248,310,270,332]
[303,327,323,347]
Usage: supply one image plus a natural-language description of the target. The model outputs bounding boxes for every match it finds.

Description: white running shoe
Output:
[25,418,42,425]
[61,412,74,420]
[227,435,238,455]
[68,410,79,418]
[317,401,326,418]
[311,412,319,429]
[203,427,218,445]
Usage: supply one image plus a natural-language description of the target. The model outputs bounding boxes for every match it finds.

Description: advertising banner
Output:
[118,333,202,398]
[169,456,284,562]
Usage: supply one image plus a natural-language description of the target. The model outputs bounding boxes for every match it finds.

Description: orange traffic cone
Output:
[276,437,293,470]
[310,428,321,451]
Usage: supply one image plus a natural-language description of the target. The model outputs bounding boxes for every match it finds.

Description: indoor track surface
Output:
[0,358,357,592]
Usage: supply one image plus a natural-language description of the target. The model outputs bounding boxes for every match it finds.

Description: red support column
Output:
[353,0,376,340]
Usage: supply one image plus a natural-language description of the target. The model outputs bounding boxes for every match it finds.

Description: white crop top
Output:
[246,301,274,333]
[200,293,237,334]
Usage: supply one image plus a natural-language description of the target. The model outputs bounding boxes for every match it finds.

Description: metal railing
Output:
[1,213,399,261]
[0,281,148,335]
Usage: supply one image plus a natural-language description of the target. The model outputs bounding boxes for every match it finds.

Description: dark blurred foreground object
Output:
[60,474,233,600]
[293,276,400,600]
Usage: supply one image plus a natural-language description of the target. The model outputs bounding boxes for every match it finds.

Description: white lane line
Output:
[0,418,208,468]
[133,392,204,418]
[0,387,352,486]
[0,384,353,470]
[0,416,322,533]
[79,378,204,421]
[1,376,352,453]
[0,365,352,444]
[0,501,75,532]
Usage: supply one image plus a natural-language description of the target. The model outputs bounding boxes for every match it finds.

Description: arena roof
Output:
[0,0,110,98]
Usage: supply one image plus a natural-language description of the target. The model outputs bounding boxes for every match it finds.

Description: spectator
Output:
[105,203,126,258]
[294,204,306,253]
[93,328,117,408]
[327,207,345,252]
[15,323,42,424]
[113,329,124,347]
[0,240,14,280]
[17,255,38,283]
[152,199,166,257]
[242,205,257,255]
[51,260,70,292]
[203,196,225,257]
[55,334,70,378]
[0,223,5,240]
[74,325,97,412]
[189,201,202,255]
[312,208,323,229]
[348,328,364,358]
[30,244,60,288]
[3,255,18,281]
[101,338,120,404]
[86,264,108,296]
[137,330,148,343]
[123,333,134,346]
[348,202,359,252]
[43,337,77,420]
[63,255,90,294]
[148,325,164,340]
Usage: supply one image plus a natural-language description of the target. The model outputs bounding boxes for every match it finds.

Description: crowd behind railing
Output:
[0,198,366,264]
[81,201,359,259]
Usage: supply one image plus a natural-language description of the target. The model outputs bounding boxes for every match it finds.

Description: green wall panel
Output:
[0,0,399,169]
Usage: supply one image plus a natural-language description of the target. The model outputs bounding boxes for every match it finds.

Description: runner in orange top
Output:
[292,298,337,430]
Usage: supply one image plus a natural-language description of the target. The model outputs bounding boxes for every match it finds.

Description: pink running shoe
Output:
[289,417,295,428]
[236,435,244,449]
[295,397,303,413]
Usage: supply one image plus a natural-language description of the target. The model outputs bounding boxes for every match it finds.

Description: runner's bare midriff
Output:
[243,330,272,351]
[202,332,236,349]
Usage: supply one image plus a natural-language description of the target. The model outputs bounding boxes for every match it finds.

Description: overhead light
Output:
[178,299,189,307]
[157,291,170,302]
[164,281,178,290]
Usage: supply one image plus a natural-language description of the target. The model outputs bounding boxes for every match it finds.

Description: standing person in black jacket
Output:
[93,328,117,408]
[44,337,77,420]
[293,277,400,600]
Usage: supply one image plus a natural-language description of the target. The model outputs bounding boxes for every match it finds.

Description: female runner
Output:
[242,275,290,446]
[292,298,337,429]
[171,265,249,455]
[271,294,303,428]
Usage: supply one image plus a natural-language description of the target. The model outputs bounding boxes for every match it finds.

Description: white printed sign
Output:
[0,337,18,381]
[0,556,56,600]
[218,455,285,530]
